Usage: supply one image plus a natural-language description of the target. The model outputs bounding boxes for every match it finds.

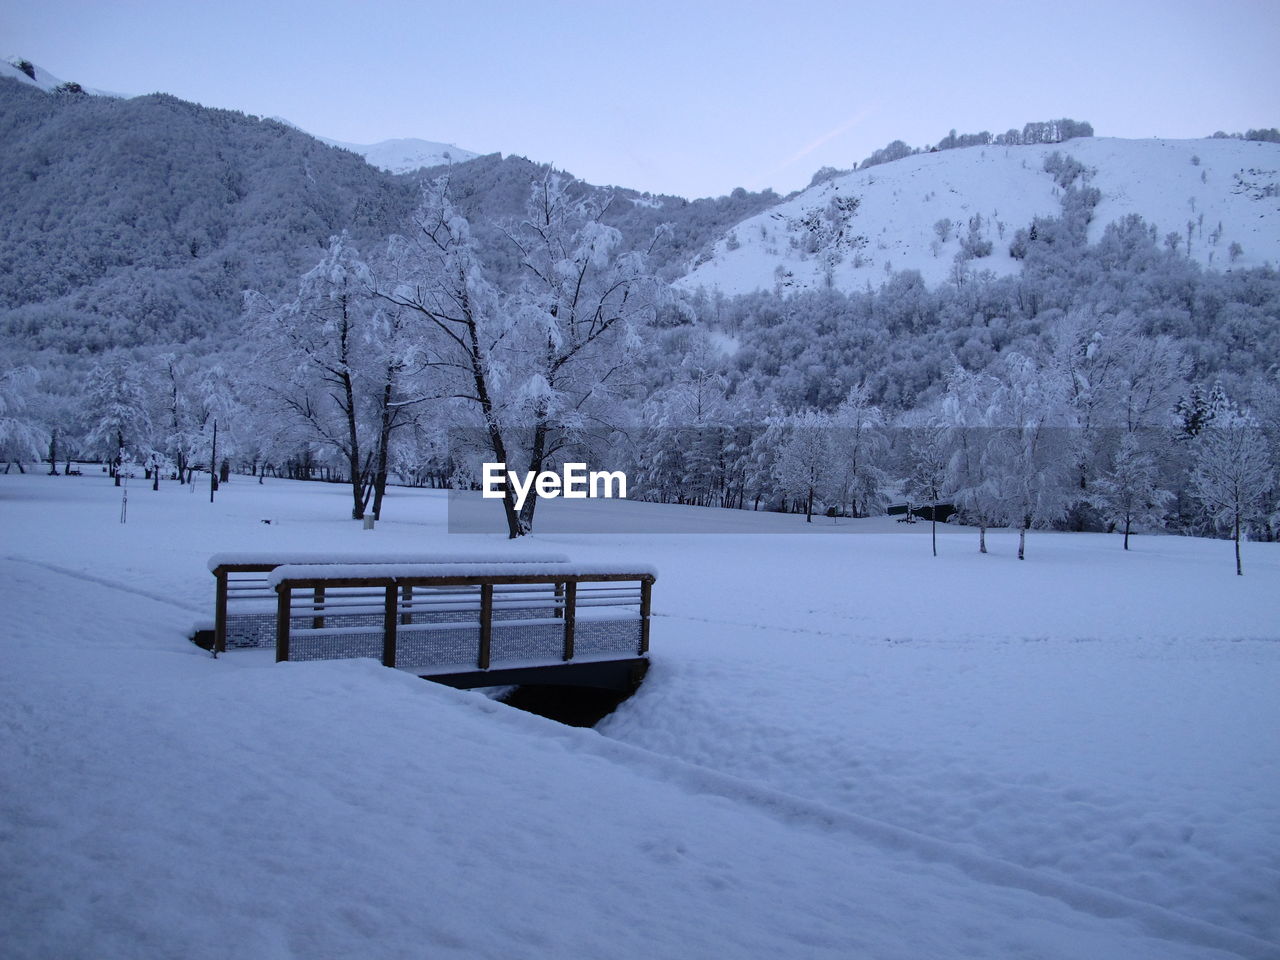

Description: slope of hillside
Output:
[1,55,123,97]
[318,134,479,173]
[0,77,414,354]
[678,137,1280,295]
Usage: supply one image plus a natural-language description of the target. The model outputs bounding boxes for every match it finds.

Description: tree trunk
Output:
[339,368,364,520]
[1235,513,1243,576]
[979,522,987,554]
[48,431,59,476]
[461,312,523,538]
[1018,524,1026,560]
[518,415,551,533]
[1123,515,1131,551]
[805,485,814,522]
[370,377,396,521]
[931,507,937,558]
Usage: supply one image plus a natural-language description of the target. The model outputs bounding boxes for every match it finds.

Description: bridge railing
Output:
[206,551,569,654]
[268,563,655,674]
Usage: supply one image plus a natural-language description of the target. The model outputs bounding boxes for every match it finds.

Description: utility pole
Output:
[210,419,218,504]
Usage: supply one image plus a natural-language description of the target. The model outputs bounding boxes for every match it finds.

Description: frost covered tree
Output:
[0,366,44,467]
[941,367,1004,553]
[1190,412,1274,575]
[830,385,888,518]
[1046,312,1187,526]
[902,412,951,556]
[248,234,375,519]
[156,354,242,486]
[986,353,1074,560]
[248,233,424,520]
[772,409,833,522]
[635,336,732,506]
[378,174,656,537]
[83,357,151,485]
[1091,431,1173,549]
[498,173,658,529]
[376,182,522,534]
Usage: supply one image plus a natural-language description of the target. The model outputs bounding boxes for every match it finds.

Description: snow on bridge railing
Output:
[208,551,570,655]
[269,564,656,674]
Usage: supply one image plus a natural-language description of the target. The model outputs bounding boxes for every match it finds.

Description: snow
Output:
[208,550,568,572]
[267,561,657,585]
[678,137,1280,294]
[316,136,480,175]
[1,56,125,97]
[2,470,1278,959]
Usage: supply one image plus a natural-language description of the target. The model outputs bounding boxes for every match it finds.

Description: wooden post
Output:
[401,584,413,626]
[478,583,493,670]
[382,584,398,668]
[562,580,576,661]
[214,569,228,656]
[554,581,564,618]
[275,585,291,663]
[639,578,652,655]
[312,586,325,630]
[209,419,217,504]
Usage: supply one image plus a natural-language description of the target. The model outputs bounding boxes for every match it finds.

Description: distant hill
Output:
[0,76,414,353]
[318,135,480,174]
[1,55,124,97]
[0,66,784,358]
[679,136,1280,295]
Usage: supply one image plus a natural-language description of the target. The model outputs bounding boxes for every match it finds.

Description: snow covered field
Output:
[2,471,1278,959]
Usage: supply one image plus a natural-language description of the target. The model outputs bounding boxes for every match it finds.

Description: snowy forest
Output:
[1,75,1278,556]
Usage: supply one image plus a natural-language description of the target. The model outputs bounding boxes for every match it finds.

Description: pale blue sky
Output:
[4,0,1277,198]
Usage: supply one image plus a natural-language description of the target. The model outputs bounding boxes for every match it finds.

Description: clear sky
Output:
[4,0,1278,199]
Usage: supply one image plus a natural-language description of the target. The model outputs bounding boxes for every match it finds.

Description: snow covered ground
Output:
[2,471,1278,959]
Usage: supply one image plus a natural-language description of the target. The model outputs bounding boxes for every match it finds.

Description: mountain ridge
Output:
[679,136,1280,296]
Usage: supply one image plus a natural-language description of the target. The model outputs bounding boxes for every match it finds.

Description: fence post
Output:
[312,585,325,630]
[401,584,413,626]
[639,578,652,655]
[275,584,291,663]
[562,580,576,661]
[478,583,493,669]
[382,583,398,669]
[214,569,228,655]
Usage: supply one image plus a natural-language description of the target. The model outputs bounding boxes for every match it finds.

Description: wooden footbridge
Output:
[198,553,654,691]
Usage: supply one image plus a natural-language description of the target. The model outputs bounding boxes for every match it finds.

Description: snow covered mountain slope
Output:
[678,137,1280,294]
[1,56,123,97]
[317,135,480,173]
[270,117,480,173]
[3,57,474,175]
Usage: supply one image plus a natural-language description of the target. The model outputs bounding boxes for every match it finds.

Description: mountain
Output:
[317,135,479,174]
[1,55,124,97]
[0,76,414,354]
[267,116,480,174]
[678,136,1280,295]
[0,70,784,359]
